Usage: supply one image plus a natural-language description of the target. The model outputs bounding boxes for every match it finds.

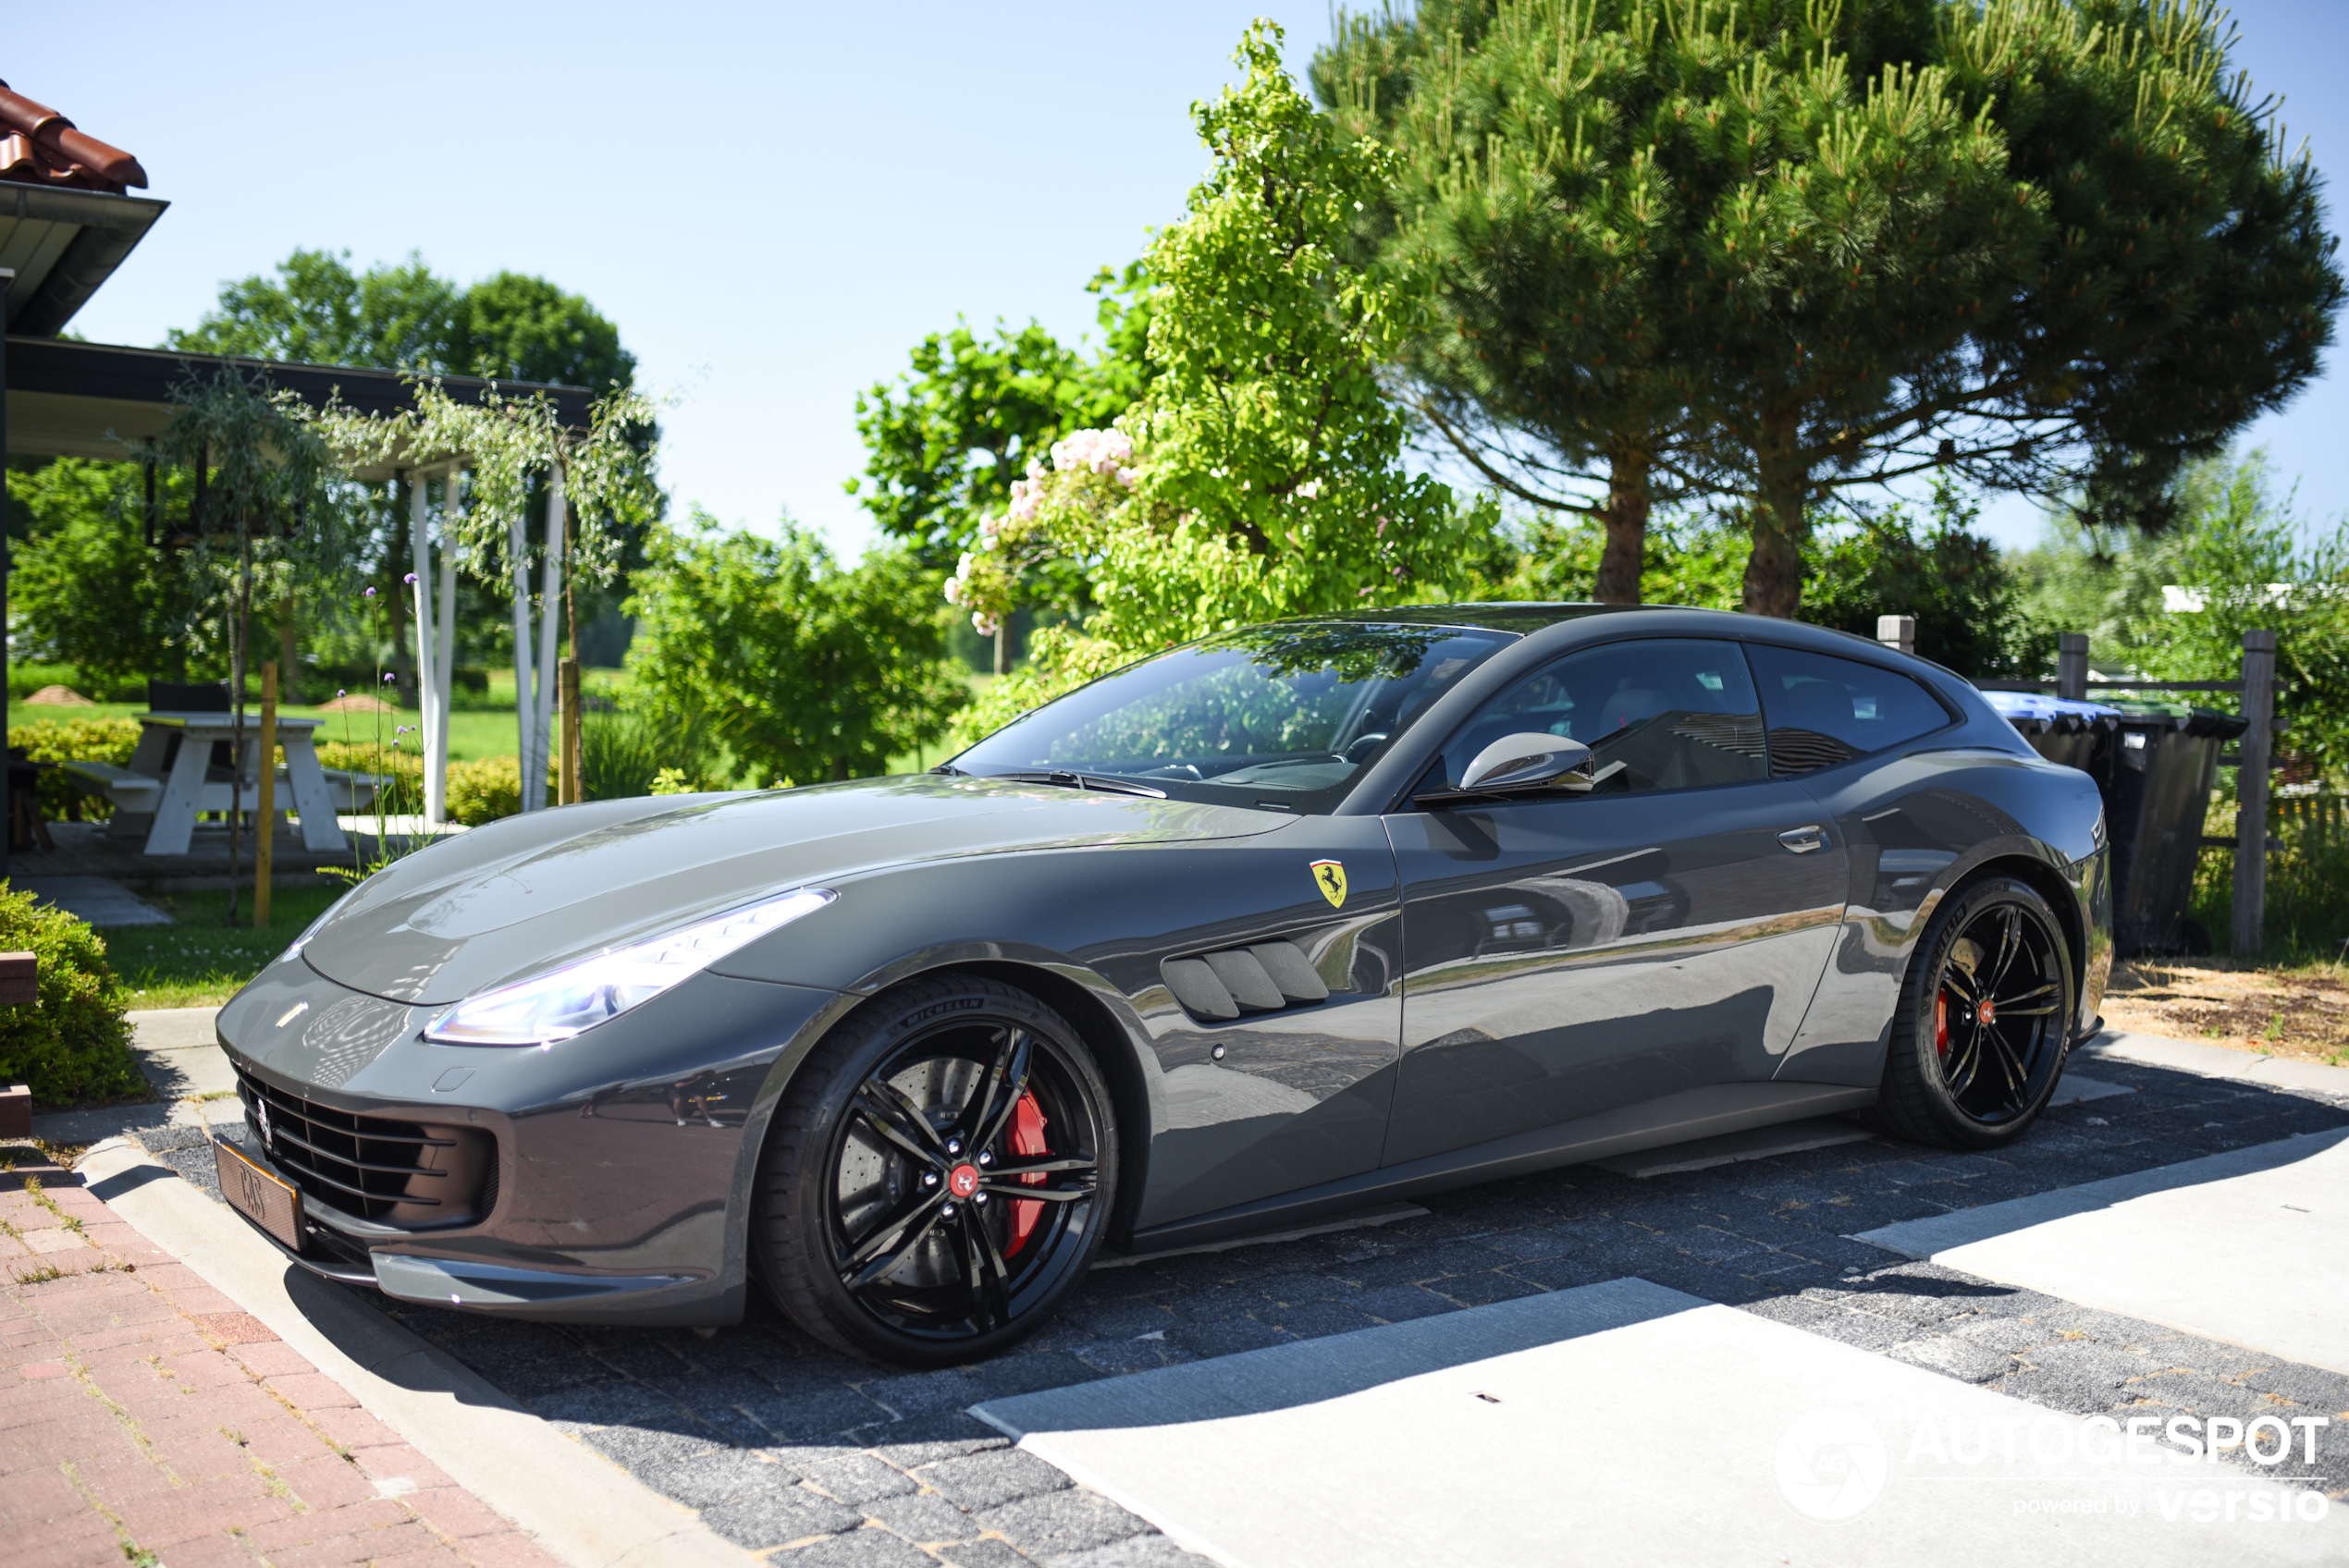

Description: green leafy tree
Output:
[10,458,185,693]
[948,22,1495,740]
[626,513,966,784]
[849,279,1149,570]
[170,251,634,390]
[167,249,458,370]
[1800,485,2050,680]
[455,271,636,392]
[2017,452,2349,782]
[1319,0,2342,618]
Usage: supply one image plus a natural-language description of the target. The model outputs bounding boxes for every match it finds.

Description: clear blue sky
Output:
[20,2,2349,557]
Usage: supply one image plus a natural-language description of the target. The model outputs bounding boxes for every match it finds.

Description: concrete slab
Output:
[975,1280,2344,1568]
[1855,1130,2349,1375]
[2081,1030,2349,1099]
[75,1137,762,1568]
[17,874,170,925]
[1593,1117,1873,1177]
[30,1009,238,1145]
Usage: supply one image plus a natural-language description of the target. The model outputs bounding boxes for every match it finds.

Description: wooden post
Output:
[2057,632,2089,702]
[560,657,582,805]
[1876,615,1915,655]
[254,662,277,926]
[2233,629,2277,957]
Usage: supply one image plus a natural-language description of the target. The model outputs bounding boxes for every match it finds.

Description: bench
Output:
[62,761,387,821]
[60,760,165,815]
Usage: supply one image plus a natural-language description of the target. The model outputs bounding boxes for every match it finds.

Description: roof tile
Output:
[0,80,147,194]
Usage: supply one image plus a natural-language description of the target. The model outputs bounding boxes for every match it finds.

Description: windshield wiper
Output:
[989,770,1168,799]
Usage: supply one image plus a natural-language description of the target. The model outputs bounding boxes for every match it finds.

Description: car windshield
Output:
[949,621,1516,813]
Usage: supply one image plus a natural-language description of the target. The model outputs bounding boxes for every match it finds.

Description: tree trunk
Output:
[277,595,299,705]
[387,483,416,705]
[1741,423,1810,619]
[1594,447,1651,606]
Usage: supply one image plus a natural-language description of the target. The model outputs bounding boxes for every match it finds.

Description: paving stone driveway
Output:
[144,1056,2349,1567]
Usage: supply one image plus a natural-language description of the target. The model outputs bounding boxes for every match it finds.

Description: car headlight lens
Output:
[421,888,836,1047]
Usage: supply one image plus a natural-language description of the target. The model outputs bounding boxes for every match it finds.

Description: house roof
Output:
[0,81,166,336]
[0,81,147,194]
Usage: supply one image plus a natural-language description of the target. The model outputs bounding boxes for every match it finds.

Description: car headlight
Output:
[421,888,836,1047]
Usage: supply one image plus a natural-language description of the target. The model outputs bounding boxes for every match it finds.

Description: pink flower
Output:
[363,586,376,598]
[383,672,395,682]
[972,611,1002,638]
[403,572,418,584]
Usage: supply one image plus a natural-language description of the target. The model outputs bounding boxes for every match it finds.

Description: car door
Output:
[1381,636,1848,1166]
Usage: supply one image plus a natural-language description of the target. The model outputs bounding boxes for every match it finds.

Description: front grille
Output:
[236,1067,496,1227]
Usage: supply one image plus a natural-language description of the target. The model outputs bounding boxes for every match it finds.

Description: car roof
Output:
[1305,603,1636,634]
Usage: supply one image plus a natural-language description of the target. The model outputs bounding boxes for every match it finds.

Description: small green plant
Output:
[0,886,141,1106]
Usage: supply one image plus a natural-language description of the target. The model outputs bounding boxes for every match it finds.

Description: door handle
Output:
[1777,825,1826,854]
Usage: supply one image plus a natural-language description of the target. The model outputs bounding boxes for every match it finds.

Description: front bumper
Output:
[214,949,849,1325]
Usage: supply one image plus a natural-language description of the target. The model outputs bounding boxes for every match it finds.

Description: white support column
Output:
[435,470,459,821]
[530,466,564,812]
[510,487,535,810]
[409,474,444,824]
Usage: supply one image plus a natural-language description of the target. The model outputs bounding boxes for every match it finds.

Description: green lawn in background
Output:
[13,700,561,766]
[103,883,345,1011]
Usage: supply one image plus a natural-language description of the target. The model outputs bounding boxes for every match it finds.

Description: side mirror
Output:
[1458,731,1596,794]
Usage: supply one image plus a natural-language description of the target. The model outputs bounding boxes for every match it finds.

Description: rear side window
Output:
[1438,637,1767,795]
[1748,644,1950,777]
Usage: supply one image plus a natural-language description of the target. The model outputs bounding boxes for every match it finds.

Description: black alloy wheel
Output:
[755,974,1115,1366]
[1869,876,2076,1149]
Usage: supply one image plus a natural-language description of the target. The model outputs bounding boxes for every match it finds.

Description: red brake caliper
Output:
[1936,990,1950,1056]
[1002,1091,1050,1258]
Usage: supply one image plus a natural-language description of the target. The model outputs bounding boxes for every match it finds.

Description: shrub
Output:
[447,757,523,826]
[0,885,141,1106]
[580,708,720,800]
[14,716,142,823]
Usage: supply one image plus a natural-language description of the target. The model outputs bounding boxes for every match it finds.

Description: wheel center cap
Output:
[947,1163,980,1199]
[1977,998,1997,1026]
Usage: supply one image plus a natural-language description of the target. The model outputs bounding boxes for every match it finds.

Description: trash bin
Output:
[2098,698,2249,956]
[1979,692,2122,779]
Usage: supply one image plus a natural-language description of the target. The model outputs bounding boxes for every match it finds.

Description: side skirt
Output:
[1120,1081,1877,1256]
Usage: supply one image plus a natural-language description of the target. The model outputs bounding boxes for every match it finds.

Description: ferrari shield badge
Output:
[1309,859,1347,909]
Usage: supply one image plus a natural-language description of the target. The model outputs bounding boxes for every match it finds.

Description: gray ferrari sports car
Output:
[215,605,2110,1365]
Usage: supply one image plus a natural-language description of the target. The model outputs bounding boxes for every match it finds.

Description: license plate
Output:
[215,1137,304,1252]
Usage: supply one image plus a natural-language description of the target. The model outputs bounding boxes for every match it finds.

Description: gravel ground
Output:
[140,1053,2349,1565]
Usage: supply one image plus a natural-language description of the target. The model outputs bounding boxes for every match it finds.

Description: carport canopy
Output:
[5,335,594,480]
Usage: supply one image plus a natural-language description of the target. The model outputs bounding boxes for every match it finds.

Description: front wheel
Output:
[1868,876,2075,1149]
[753,974,1116,1366]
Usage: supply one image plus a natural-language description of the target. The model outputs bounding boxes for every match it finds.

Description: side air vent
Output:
[1162,940,1331,1022]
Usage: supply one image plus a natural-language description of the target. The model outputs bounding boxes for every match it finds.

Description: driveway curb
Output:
[75,1136,764,1568]
[2082,1028,2349,1097]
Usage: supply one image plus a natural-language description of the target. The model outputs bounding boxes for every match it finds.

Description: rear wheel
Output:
[753,974,1114,1365]
[1868,876,2075,1149]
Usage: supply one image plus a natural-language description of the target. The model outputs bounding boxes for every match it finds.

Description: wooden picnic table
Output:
[92,712,349,856]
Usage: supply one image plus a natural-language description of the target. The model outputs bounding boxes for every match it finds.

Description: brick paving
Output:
[134,1053,2349,1565]
[0,1142,563,1568]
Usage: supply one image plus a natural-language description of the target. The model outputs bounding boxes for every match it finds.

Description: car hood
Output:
[298,774,1290,1005]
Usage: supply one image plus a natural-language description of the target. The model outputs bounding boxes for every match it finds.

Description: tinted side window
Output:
[1747,644,1950,776]
[1440,638,1767,795]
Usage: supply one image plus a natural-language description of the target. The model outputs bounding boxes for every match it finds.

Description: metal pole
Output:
[2233,629,2277,957]
[1876,615,1915,656]
[254,663,277,925]
[2057,632,2089,703]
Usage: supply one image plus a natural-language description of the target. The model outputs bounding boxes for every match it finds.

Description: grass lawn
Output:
[103,883,344,1011]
